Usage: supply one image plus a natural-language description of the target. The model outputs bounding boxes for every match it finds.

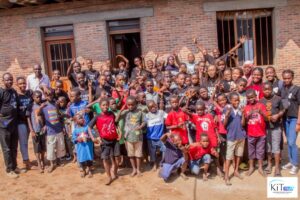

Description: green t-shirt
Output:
[112,110,125,144]
[92,103,102,115]
[120,110,145,142]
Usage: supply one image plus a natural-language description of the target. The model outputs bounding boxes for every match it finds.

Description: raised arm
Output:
[67,58,76,78]
[116,55,129,69]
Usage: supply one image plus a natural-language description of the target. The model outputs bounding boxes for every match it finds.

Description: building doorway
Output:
[107,19,141,73]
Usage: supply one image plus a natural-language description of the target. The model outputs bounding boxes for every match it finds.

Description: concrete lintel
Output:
[203,0,287,12]
[27,7,153,28]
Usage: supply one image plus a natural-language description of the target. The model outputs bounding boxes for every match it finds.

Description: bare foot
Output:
[234,172,243,180]
[151,165,157,172]
[258,168,266,177]
[180,173,188,180]
[217,168,225,178]
[47,165,54,173]
[264,166,272,174]
[87,171,92,178]
[130,170,137,177]
[274,168,281,177]
[225,179,232,186]
[246,168,255,176]
[203,173,209,181]
[80,170,86,178]
[137,171,143,177]
[105,178,113,186]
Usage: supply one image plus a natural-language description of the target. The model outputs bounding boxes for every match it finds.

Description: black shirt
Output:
[94,85,112,100]
[0,88,19,128]
[259,95,283,128]
[281,85,300,118]
[85,70,100,85]
[17,90,33,124]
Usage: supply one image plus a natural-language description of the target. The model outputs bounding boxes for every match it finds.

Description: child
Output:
[145,100,166,171]
[165,95,190,145]
[236,78,247,108]
[112,74,128,108]
[137,91,148,113]
[72,113,95,178]
[202,65,220,98]
[265,66,283,96]
[259,82,284,176]
[189,134,218,181]
[74,72,90,102]
[53,80,69,103]
[223,92,246,185]
[89,99,120,184]
[50,70,69,92]
[26,91,46,173]
[68,89,91,126]
[37,89,66,173]
[145,79,160,104]
[159,132,188,181]
[246,67,264,100]
[191,74,200,88]
[67,60,83,88]
[84,59,100,85]
[199,87,216,116]
[242,89,267,177]
[172,73,187,99]
[116,96,146,177]
[57,96,72,161]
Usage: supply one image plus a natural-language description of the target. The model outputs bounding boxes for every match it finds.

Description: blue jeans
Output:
[190,154,212,175]
[147,139,164,162]
[284,117,298,166]
[18,123,29,161]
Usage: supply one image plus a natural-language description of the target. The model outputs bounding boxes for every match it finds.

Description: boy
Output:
[89,98,119,185]
[37,89,66,173]
[73,72,92,102]
[236,78,247,108]
[84,59,100,86]
[145,79,160,104]
[27,91,46,173]
[159,132,188,181]
[50,70,69,92]
[145,100,166,171]
[242,89,268,177]
[112,74,128,108]
[116,96,145,177]
[165,95,190,145]
[189,134,218,181]
[223,92,246,185]
[53,80,69,103]
[68,89,91,126]
[259,82,284,176]
[172,73,187,99]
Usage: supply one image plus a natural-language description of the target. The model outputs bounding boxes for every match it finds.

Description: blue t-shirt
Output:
[26,103,42,133]
[68,100,90,125]
[42,102,64,135]
[145,110,166,140]
[222,107,246,141]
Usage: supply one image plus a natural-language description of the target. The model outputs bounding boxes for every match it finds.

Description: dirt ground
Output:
[0,137,299,200]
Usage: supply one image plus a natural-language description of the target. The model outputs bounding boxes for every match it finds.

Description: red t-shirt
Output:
[244,103,267,137]
[95,112,118,140]
[215,107,227,135]
[165,109,189,145]
[112,88,128,107]
[191,113,218,147]
[246,84,264,100]
[189,144,212,161]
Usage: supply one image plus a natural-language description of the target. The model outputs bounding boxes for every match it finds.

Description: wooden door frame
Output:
[44,37,76,78]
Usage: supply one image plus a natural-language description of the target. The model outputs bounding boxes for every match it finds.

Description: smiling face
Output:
[134,57,142,67]
[100,100,109,113]
[232,68,242,82]
[196,104,205,115]
[147,101,158,113]
[199,88,209,100]
[167,56,175,65]
[170,97,179,110]
[73,62,81,73]
[33,64,42,77]
[207,65,217,78]
[230,95,240,109]
[282,72,293,86]
[191,74,199,86]
[17,78,26,92]
[265,67,276,82]
[187,53,195,63]
[263,83,273,98]
[145,80,154,93]
[246,91,256,105]
[217,95,227,107]
[3,73,13,89]
[200,135,210,148]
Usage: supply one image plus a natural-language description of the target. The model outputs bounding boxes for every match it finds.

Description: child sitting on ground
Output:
[159,132,188,181]
[188,134,218,181]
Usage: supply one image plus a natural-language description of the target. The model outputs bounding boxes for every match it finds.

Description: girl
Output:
[72,113,95,178]
[89,99,120,185]
[131,57,148,78]
[281,69,300,175]
[165,55,179,76]
[202,65,220,98]
[265,66,283,96]
[246,67,264,100]
[16,77,33,172]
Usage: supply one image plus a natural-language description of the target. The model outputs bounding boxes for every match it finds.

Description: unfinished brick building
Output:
[0,0,299,82]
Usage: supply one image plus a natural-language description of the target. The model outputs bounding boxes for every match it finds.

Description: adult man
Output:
[26,64,50,95]
[0,73,19,178]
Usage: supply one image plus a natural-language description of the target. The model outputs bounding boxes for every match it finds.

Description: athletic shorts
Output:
[100,139,120,160]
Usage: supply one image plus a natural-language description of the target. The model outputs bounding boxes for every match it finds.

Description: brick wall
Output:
[0,0,299,84]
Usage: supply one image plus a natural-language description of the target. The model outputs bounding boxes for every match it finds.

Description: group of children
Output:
[1,39,299,185]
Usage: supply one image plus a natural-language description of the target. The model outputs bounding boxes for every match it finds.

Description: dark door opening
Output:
[110,33,141,73]
[107,19,141,74]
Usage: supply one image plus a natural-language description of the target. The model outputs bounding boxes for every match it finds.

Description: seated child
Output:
[189,134,218,181]
[159,132,188,181]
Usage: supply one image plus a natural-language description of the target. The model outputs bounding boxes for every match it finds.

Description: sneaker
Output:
[14,167,27,174]
[289,166,298,175]
[7,171,19,178]
[65,155,72,161]
[282,162,293,170]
